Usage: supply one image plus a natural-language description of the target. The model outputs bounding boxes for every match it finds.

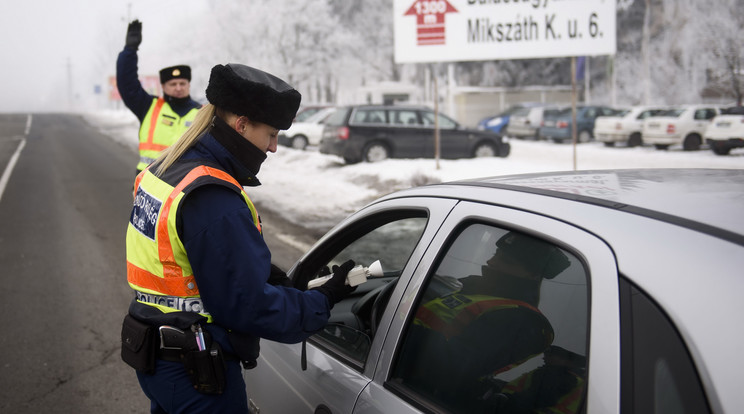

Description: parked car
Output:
[319,105,510,163]
[539,105,617,143]
[594,106,666,147]
[642,105,721,151]
[705,106,744,155]
[504,104,554,140]
[244,169,744,414]
[279,107,336,150]
[477,103,543,134]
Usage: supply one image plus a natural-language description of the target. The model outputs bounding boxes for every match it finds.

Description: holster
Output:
[120,314,157,374]
[182,340,227,395]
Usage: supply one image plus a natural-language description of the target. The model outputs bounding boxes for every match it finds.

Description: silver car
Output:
[245,169,744,414]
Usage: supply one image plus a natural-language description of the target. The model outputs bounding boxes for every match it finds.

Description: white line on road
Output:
[25,114,32,136]
[0,114,31,204]
[274,232,313,253]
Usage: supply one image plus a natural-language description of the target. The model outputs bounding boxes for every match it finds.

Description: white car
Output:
[279,107,336,150]
[642,105,720,150]
[505,105,553,140]
[244,169,744,414]
[705,106,744,155]
[594,106,665,147]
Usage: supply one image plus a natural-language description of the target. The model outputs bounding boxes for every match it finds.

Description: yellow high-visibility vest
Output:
[126,162,261,320]
[137,98,200,171]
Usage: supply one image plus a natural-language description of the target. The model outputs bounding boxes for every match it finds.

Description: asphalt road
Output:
[0,113,316,413]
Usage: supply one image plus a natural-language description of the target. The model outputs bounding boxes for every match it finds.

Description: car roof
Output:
[379,169,744,245]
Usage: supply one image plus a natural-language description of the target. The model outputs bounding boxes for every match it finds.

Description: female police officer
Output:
[122,63,355,413]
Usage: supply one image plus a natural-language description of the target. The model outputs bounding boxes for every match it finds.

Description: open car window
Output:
[304,212,429,369]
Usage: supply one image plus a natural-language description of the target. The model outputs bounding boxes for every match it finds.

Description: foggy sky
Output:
[0,0,207,113]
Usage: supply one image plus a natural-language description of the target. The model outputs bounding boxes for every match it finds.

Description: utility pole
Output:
[67,58,73,111]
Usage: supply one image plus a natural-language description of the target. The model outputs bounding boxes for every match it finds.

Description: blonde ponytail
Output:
[154,104,216,176]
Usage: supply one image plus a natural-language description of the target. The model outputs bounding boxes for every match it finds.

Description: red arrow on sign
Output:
[404,0,459,46]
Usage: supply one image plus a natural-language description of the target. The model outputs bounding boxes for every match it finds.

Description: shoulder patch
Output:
[130,186,162,240]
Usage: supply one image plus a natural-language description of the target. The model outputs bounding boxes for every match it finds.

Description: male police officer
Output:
[116,20,201,174]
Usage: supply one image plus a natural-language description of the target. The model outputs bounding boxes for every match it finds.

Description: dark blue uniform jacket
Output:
[130,117,330,361]
[116,47,201,121]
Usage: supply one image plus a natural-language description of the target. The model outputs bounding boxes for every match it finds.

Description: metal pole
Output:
[433,66,440,170]
[571,57,577,171]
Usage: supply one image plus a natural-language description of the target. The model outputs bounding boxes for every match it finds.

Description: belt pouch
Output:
[183,343,226,395]
[121,314,157,374]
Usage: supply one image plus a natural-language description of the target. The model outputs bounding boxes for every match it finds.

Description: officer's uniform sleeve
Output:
[116,47,155,122]
[180,184,331,344]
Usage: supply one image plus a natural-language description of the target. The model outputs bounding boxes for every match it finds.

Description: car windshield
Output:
[295,107,326,122]
[304,108,336,124]
[723,106,744,115]
[324,107,351,126]
[512,107,531,117]
[542,108,563,119]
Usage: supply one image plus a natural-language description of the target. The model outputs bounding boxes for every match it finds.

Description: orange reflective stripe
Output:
[128,261,199,297]
[155,165,260,281]
[551,378,585,413]
[145,98,165,146]
[133,169,146,199]
[139,142,169,152]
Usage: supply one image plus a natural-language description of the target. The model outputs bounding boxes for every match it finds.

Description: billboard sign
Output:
[394,0,616,63]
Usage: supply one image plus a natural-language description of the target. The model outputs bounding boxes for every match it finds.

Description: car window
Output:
[619,278,710,414]
[421,111,458,129]
[512,107,531,117]
[694,109,709,120]
[351,108,387,125]
[389,224,589,414]
[638,109,657,119]
[307,213,428,367]
[390,109,421,126]
[660,109,684,117]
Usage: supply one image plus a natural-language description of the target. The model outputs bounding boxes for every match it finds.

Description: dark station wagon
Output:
[319,105,511,163]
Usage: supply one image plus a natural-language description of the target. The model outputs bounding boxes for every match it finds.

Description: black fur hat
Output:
[159,65,191,83]
[205,64,301,130]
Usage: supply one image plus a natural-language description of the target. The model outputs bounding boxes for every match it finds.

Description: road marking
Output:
[0,114,31,204]
[274,232,313,252]
[25,114,32,135]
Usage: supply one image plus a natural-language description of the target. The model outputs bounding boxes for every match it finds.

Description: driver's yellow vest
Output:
[414,293,551,340]
[137,98,200,171]
[126,162,261,319]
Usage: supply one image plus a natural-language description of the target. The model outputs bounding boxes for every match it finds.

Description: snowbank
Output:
[83,109,744,230]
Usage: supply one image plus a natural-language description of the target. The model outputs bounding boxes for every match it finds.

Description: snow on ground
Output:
[83,110,744,231]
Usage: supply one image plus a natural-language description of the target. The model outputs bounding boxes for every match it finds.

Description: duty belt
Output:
[136,291,210,315]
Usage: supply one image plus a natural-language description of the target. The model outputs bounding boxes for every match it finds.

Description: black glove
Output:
[125,20,142,50]
[313,260,356,306]
[267,263,292,287]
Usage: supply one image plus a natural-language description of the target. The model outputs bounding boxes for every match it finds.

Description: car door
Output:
[353,201,621,414]
[429,111,472,158]
[387,108,430,158]
[243,197,458,414]
[692,107,719,134]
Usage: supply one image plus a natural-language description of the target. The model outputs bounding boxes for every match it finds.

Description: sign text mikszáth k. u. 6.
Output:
[394,0,617,63]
